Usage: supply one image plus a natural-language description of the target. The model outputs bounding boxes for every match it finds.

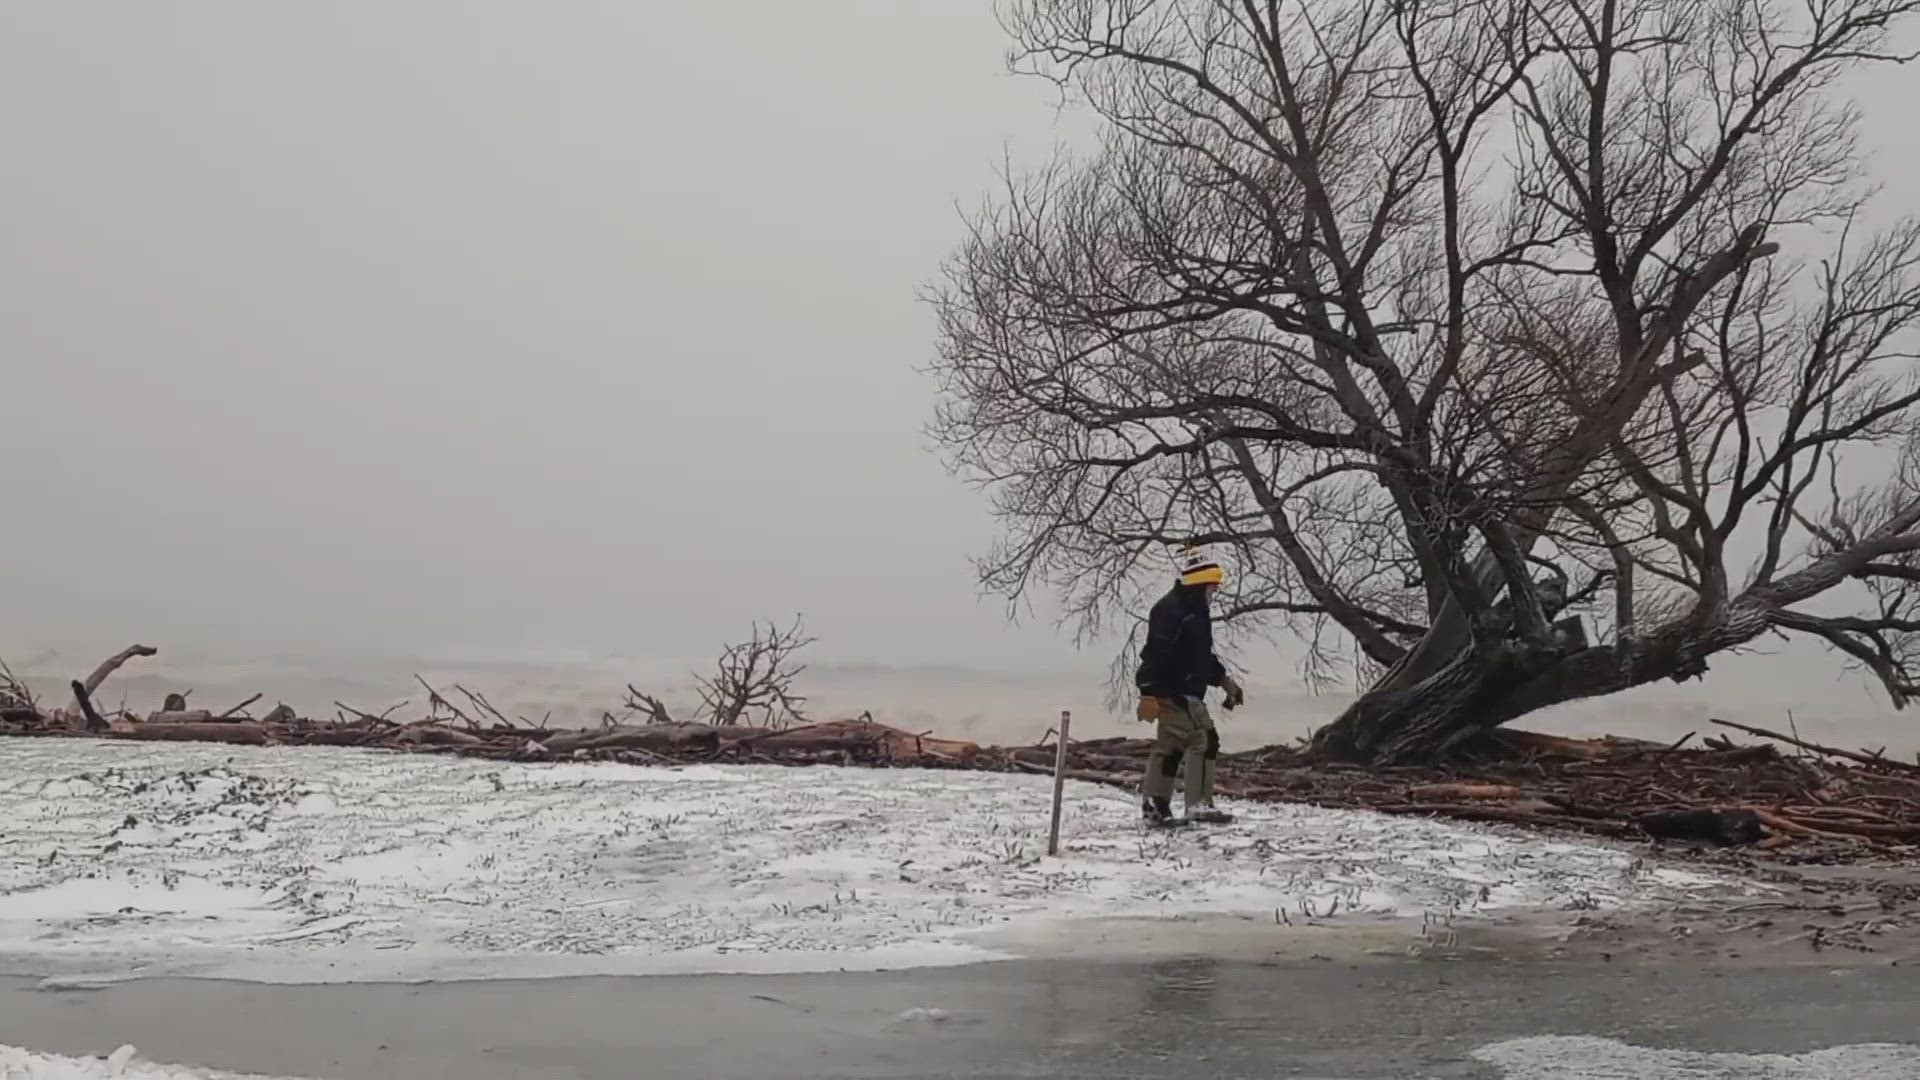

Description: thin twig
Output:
[219,692,264,719]
[415,675,480,731]
[1711,718,1920,774]
[454,684,512,727]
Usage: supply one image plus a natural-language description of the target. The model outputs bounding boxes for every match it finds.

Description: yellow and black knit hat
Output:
[1177,546,1224,587]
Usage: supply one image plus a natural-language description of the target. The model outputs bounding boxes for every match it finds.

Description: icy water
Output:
[5,959,1919,1078]
[6,644,1912,756]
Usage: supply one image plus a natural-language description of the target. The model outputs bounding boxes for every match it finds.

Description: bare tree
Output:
[932,0,1920,763]
[695,617,816,730]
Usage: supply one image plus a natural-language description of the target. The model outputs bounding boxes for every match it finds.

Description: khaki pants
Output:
[1141,696,1217,805]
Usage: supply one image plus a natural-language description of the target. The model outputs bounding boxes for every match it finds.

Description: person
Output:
[1134,547,1244,825]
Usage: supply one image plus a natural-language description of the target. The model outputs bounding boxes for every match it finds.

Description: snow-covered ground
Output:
[0,1044,290,1080]
[1473,1036,1920,1078]
[0,740,1725,983]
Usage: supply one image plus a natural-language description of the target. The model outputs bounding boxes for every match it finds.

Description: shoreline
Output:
[9,645,1919,864]
[3,738,1917,1078]
[7,711,1920,865]
[8,879,1916,994]
[5,738,1916,991]
[0,739,1776,988]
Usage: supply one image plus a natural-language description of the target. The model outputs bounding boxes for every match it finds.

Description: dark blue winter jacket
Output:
[1134,584,1227,700]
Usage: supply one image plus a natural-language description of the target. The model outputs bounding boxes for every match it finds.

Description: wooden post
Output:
[1047,708,1072,857]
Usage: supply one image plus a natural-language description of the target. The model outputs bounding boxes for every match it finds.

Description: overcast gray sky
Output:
[2,4,1916,695]
[1,2,1081,667]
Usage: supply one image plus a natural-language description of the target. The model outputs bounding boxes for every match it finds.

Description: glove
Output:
[1135,695,1161,723]
[1221,675,1245,711]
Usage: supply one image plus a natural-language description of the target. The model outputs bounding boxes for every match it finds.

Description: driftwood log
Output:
[113,721,270,746]
[1407,783,1523,801]
[69,680,109,733]
[1638,809,1766,846]
[148,709,215,725]
[544,723,721,756]
[78,644,157,700]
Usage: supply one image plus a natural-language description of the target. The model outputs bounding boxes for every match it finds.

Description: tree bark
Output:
[1314,602,1774,764]
[1312,643,1548,764]
[69,680,109,733]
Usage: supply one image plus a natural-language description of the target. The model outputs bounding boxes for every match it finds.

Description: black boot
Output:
[1187,802,1234,825]
[1141,795,1177,826]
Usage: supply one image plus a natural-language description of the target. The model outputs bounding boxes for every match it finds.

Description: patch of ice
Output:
[0,741,1736,982]
[0,1043,301,1079]
[1475,1035,1920,1078]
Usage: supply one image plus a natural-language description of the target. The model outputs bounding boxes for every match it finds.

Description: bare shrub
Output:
[625,617,817,730]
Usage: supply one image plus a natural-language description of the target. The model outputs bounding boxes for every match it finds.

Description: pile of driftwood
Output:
[3,646,1917,863]
[0,670,979,766]
[996,722,1920,861]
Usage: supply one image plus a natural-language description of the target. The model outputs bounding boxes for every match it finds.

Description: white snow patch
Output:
[0,1044,299,1079]
[0,741,1730,982]
[1475,1035,1920,1078]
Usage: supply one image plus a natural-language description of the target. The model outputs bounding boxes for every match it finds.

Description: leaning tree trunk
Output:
[1311,609,1768,764]
[1309,642,1556,765]
[1311,576,1586,763]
